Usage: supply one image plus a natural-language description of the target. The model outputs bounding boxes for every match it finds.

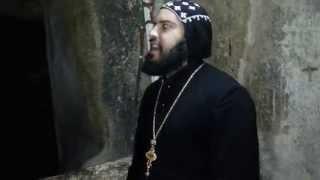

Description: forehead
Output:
[155,8,181,24]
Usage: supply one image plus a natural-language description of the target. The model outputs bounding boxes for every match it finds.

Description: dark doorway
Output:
[1,15,59,179]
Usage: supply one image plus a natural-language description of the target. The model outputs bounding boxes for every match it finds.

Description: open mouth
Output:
[146,43,161,61]
[145,48,159,60]
[150,43,160,51]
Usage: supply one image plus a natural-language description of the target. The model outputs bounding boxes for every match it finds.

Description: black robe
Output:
[127,61,259,180]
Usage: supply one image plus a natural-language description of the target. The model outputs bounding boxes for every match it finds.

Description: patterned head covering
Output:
[161,0,212,60]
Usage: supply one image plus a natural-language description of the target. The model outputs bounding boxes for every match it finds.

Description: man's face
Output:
[147,9,185,63]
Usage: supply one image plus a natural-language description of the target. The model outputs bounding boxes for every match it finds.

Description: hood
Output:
[161,0,212,62]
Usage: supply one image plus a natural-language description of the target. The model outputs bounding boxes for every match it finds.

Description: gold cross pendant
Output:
[145,140,157,177]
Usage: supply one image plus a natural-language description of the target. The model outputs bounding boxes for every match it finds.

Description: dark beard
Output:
[142,40,188,76]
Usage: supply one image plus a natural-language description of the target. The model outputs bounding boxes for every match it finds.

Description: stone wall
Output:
[44,0,149,172]
[197,0,320,179]
[44,158,131,180]
[43,0,320,179]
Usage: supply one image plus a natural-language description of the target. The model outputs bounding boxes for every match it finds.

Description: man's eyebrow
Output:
[157,20,175,24]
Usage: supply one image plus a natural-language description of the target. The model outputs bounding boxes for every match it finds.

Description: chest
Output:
[142,80,212,146]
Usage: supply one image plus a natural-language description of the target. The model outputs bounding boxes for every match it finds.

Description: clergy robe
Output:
[127,61,260,180]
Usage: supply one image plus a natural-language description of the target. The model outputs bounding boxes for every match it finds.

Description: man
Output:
[127,0,259,179]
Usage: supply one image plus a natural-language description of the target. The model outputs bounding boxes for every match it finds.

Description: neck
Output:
[163,60,188,79]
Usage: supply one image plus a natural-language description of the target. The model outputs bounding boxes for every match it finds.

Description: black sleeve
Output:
[126,86,151,180]
[209,86,260,180]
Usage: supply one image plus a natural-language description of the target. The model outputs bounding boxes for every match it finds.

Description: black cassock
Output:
[127,61,259,180]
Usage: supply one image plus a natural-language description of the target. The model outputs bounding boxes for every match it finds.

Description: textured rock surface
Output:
[43,158,131,180]
[44,0,148,171]
[197,0,320,179]
[43,0,319,179]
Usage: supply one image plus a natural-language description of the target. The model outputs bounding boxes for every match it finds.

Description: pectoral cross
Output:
[145,139,157,177]
[302,66,318,82]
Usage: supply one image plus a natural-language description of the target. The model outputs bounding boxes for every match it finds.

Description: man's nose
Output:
[149,26,158,43]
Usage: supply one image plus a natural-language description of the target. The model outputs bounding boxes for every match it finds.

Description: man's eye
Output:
[162,24,170,30]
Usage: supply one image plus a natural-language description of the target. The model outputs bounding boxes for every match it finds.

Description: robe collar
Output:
[160,59,204,86]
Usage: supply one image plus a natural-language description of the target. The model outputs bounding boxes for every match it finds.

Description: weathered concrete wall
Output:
[197,0,320,179]
[44,0,148,172]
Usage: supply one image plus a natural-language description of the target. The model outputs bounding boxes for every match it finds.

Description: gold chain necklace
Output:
[145,63,205,177]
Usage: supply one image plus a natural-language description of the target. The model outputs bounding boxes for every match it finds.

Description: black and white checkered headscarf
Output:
[161,0,212,60]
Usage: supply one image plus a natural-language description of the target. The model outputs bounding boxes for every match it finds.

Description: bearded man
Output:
[127,1,259,179]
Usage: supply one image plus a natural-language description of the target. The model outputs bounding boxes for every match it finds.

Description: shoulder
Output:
[199,63,256,114]
[201,62,240,88]
[196,62,255,110]
[197,62,244,99]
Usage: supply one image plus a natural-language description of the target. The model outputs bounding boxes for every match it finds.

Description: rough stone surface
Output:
[197,0,320,179]
[44,0,320,179]
[44,0,148,171]
[43,158,131,180]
